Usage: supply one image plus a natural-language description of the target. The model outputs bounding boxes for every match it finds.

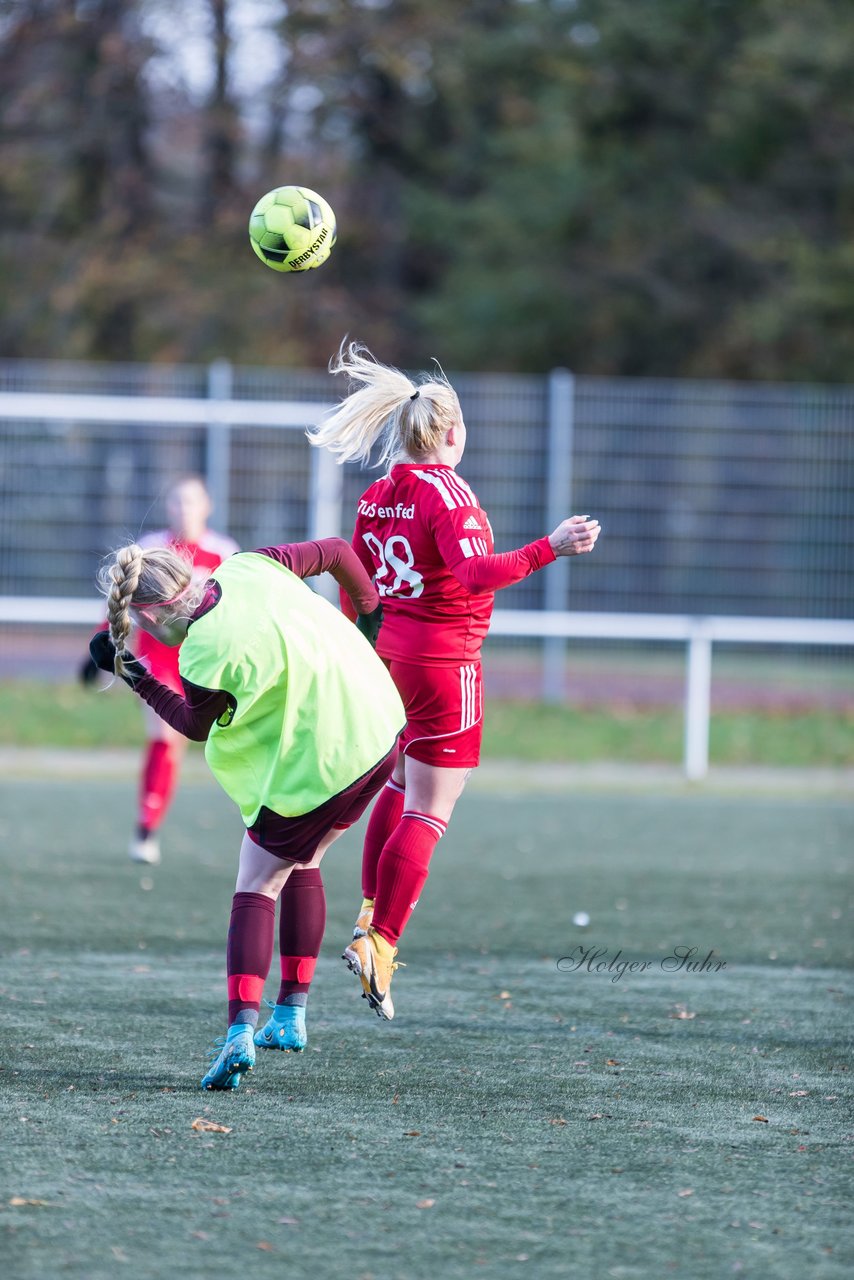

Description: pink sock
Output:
[276,868,326,1003]
[361,779,405,899]
[371,811,447,946]
[226,891,275,1025]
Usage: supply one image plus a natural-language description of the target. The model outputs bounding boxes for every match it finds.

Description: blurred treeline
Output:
[1,0,852,377]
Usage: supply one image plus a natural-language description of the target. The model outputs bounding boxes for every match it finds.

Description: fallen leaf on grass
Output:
[191,1117,232,1134]
[606,1059,621,1066]
[752,1115,770,1123]
[8,1196,51,1207]
[416,1199,435,1209]
[670,1008,696,1020]
[549,1116,567,1126]
[256,1241,274,1251]
[403,1130,421,1137]
[677,1189,694,1198]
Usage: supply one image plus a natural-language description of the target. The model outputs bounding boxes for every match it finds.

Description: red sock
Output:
[361,779,405,899]
[138,739,178,834]
[226,891,275,1025]
[371,811,447,946]
[276,867,326,1003]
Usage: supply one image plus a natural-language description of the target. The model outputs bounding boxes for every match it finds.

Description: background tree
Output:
[0,0,851,376]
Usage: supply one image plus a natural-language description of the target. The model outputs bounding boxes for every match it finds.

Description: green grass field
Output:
[1,769,851,1279]
[2,679,852,765]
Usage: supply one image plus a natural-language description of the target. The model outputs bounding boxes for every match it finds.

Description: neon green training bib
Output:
[178,552,404,823]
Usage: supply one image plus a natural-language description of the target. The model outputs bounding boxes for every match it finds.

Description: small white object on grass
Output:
[572,911,590,928]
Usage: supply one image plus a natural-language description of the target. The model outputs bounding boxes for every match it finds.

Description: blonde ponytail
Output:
[96,543,201,678]
[307,340,461,467]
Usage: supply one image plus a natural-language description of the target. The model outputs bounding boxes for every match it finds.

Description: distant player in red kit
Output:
[83,476,238,865]
[309,343,601,1018]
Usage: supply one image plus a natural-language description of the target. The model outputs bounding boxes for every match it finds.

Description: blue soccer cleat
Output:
[200,1025,256,1090]
[254,1001,307,1052]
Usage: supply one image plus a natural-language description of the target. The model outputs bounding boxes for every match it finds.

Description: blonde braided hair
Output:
[97,543,199,678]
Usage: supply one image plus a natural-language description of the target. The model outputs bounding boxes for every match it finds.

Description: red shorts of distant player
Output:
[246,745,398,863]
[390,659,483,769]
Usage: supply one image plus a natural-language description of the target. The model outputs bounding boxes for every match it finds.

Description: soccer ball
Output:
[248,185,336,272]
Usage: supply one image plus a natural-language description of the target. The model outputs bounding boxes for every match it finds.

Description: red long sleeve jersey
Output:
[350,462,555,667]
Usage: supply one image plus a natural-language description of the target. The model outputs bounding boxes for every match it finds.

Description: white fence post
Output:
[542,368,574,703]
[684,623,713,780]
[308,450,343,542]
[308,447,344,602]
[206,359,233,532]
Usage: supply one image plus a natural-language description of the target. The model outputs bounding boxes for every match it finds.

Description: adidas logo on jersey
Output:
[462,515,482,531]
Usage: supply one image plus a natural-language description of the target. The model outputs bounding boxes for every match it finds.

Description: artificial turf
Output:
[0,773,851,1279]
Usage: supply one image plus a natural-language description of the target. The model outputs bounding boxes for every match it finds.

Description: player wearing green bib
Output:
[180,551,400,824]
[91,538,404,1092]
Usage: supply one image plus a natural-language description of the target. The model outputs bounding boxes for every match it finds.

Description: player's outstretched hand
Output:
[79,654,101,686]
[548,515,601,557]
[356,602,383,649]
[89,632,148,690]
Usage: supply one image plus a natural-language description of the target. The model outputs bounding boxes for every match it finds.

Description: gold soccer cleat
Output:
[342,927,401,1021]
[352,897,374,939]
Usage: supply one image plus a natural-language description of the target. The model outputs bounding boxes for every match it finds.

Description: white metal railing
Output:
[489,610,854,779]
[0,389,324,427]
[2,597,851,780]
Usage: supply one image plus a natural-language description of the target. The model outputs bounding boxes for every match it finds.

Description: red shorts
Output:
[246,745,398,864]
[390,659,483,769]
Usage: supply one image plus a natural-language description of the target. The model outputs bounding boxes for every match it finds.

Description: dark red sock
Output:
[371,811,447,946]
[361,779,405,899]
[276,867,326,1003]
[138,739,178,834]
[226,891,276,1025]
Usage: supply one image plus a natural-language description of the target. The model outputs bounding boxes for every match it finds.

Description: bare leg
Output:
[399,756,471,823]
[235,825,346,896]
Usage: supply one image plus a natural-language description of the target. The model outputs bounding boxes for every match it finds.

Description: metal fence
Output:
[1,357,851,617]
[1,358,852,771]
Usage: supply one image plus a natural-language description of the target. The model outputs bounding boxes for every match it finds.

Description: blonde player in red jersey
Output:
[308,343,601,1019]
[82,476,238,865]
